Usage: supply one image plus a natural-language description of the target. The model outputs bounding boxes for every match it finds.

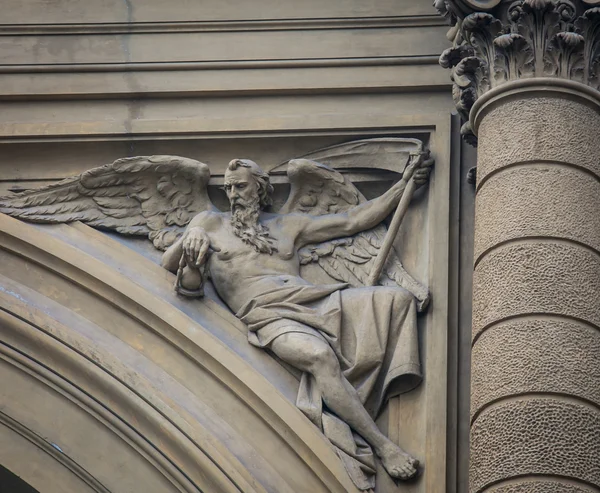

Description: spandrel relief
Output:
[0,138,433,490]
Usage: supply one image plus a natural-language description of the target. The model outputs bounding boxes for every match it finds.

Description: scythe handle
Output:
[366,171,419,287]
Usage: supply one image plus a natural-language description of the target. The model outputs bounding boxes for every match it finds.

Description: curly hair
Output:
[226,159,273,209]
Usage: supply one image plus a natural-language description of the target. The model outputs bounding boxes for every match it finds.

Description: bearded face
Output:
[224,165,277,255]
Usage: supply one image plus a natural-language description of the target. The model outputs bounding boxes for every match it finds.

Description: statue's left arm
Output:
[295,158,428,247]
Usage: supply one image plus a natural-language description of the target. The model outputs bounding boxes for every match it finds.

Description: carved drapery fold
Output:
[435,0,600,144]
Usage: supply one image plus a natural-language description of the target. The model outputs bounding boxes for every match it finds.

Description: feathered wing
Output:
[277,139,430,311]
[0,155,216,251]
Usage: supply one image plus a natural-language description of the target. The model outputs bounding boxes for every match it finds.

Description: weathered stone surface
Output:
[477,96,600,185]
[471,318,600,417]
[468,81,600,493]
[473,241,600,336]
[474,164,600,261]
[0,0,440,25]
[471,398,600,493]
[435,2,600,491]
[0,2,454,493]
[487,480,598,493]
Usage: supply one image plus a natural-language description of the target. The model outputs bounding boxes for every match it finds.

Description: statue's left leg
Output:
[269,331,419,480]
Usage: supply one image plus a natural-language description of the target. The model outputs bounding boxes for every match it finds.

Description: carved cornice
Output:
[0,16,446,35]
[435,0,600,145]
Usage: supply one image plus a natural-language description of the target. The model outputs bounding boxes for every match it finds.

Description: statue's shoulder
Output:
[264,211,307,227]
[270,211,307,221]
[191,209,226,229]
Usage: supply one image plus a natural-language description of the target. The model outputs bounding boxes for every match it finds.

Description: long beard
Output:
[230,197,277,254]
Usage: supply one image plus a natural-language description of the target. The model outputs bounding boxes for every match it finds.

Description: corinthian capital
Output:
[435,0,600,144]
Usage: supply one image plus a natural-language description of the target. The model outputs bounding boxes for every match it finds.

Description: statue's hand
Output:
[404,151,433,189]
[183,227,212,267]
[413,167,431,189]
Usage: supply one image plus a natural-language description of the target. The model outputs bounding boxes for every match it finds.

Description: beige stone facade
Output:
[1,1,598,492]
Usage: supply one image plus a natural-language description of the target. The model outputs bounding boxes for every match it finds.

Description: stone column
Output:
[436,1,600,492]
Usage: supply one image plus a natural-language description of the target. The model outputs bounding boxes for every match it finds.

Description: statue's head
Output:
[225,159,273,211]
[224,159,277,254]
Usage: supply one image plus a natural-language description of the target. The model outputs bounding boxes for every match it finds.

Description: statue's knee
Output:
[374,286,412,304]
[385,286,414,306]
[308,343,339,376]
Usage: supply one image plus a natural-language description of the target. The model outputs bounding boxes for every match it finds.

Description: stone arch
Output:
[0,213,359,493]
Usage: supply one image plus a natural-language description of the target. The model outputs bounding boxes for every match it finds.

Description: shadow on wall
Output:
[0,464,40,493]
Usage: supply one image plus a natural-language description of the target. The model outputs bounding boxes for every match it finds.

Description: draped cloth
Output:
[236,282,422,490]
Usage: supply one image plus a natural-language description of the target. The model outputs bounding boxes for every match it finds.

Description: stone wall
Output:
[0,2,474,492]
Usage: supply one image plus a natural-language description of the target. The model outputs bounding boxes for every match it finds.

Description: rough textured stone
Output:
[471,318,600,418]
[470,398,600,493]
[477,97,600,185]
[474,165,600,262]
[487,480,598,493]
[436,4,600,491]
[472,241,600,337]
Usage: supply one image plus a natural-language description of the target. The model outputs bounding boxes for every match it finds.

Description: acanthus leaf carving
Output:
[436,0,600,147]
[548,31,586,78]
[493,33,533,80]
[575,7,600,84]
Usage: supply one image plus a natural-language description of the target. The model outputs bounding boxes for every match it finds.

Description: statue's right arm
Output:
[293,154,430,247]
[161,211,217,273]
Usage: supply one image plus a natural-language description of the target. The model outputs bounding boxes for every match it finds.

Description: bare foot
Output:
[377,442,420,480]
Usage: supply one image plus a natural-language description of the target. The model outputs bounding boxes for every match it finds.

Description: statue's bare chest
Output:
[207,220,297,263]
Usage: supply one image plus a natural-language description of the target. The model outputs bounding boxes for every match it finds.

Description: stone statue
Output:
[0,138,432,490]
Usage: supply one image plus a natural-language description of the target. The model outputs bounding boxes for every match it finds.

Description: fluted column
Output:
[436,1,600,492]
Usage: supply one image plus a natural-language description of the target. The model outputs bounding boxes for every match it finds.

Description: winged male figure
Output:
[0,139,432,488]
[161,155,431,482]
